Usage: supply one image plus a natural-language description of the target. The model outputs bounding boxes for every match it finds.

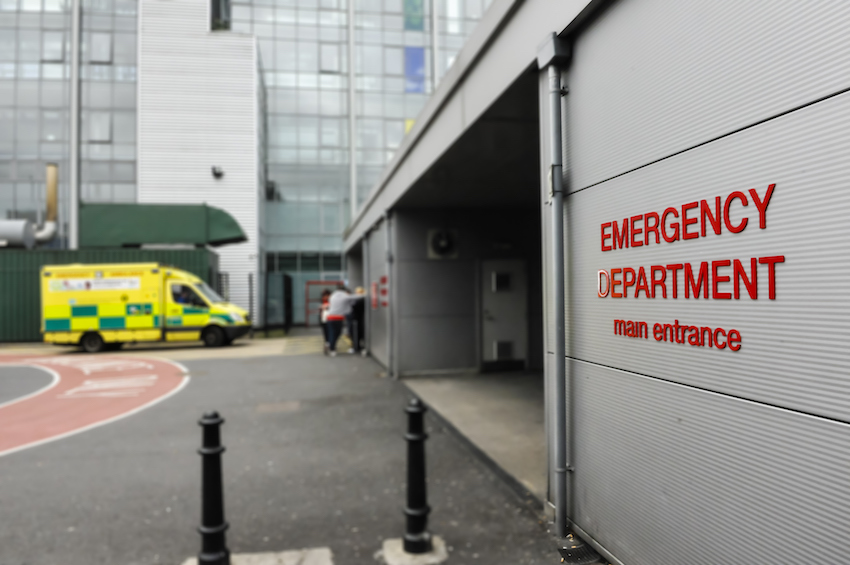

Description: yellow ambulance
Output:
[41,263,250,352]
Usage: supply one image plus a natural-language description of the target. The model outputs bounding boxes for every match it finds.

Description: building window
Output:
[404,46,425,93]
[384,47,403,75]
[88,112,112,143]
[41,110,64,141]
[277,252,298,272]
[300,253,320,272]
[42,32,65,62]
[404,0,424,31]
[321,254,342,272]
[211,0,231,31]
[320,43,340,73]
[447,0,465,34]
[90,33,113,64]
[386,120,404,148]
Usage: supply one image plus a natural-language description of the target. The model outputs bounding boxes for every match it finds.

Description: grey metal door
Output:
[481,259,527,363]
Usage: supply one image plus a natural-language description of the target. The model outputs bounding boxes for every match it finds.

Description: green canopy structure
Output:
[79,203,247,248]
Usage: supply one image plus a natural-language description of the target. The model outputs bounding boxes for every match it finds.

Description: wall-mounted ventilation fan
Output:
[427,228,459,259]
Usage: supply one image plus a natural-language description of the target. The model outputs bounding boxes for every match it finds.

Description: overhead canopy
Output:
[79,203,247,248]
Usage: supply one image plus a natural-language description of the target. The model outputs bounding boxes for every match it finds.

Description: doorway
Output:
[481,259,527,371]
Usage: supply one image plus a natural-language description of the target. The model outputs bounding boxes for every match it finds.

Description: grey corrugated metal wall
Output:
[553,0,850,563]
[365,222,390,368]
[0,249,218,343]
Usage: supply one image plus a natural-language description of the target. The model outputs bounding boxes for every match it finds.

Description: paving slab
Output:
[403,372,546,501]
[181,547,333,565]
[377,537,448,565]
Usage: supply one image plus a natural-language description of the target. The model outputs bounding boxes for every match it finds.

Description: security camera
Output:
[211,166,224,179]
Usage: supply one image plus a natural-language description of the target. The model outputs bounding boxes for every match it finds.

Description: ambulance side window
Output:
[171,284,207,308]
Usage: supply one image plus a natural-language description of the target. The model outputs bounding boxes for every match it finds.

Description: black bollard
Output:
[198,412,230,565]
[403,398,433,554]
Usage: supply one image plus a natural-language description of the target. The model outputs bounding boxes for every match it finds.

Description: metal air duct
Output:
[0,219,36,249]
[35,163,58,243]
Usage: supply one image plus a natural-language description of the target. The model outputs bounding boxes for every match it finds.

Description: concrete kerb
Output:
[400,383,545,518]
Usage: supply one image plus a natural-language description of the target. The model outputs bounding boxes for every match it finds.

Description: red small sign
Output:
[375,275,390,307]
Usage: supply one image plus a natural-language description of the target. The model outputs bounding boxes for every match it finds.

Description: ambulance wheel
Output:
[202,326,225,347]
[80,332,105,353]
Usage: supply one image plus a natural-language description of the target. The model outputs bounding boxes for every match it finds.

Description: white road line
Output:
[148,357,191,374]
[0,373,190,459]
[0,364,61,410]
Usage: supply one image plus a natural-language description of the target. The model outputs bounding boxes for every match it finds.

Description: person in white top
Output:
[325,284,365,356]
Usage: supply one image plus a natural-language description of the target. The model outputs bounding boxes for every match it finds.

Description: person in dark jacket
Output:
[349,286,366,355]
[319,289,331,355]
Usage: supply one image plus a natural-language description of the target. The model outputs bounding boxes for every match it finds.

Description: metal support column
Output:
[68,0,82,249]
[430,0,439,90]
[347,0,357,220]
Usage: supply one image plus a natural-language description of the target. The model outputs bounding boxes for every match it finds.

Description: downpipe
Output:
[385,211,395,379]
[548,62,570,541]
[539,33,601,564]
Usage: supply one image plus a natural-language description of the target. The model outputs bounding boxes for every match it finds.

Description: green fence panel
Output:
[0,248,219,343]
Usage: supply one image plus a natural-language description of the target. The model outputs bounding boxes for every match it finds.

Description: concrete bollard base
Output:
[376,536,448,565]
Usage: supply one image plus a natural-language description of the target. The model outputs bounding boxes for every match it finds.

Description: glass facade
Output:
[250,0,491,322]
[1,0,490,321]
[0,0,137,243]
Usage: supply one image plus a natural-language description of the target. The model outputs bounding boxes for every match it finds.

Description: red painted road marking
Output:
[0,355,189,457]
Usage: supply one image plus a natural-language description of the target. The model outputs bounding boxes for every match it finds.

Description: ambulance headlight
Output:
[230,313,244,323]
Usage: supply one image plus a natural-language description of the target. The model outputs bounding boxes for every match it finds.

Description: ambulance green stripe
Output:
[45,319,70,331]
[71,305,97,317]
[44,316,163,332]
[99,317,126,329]
[182,307,208,314]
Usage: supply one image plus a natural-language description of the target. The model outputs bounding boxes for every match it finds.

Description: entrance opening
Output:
[354,69,546,500]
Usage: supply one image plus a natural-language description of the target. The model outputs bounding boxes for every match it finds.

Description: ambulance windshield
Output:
[197,281,226,303]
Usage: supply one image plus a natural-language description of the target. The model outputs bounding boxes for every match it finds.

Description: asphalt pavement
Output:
[0,367,53,405]
[0,352,556,565]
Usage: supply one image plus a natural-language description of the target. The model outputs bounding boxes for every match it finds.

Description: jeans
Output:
[346,315,360,352]
[327,320,344,351]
